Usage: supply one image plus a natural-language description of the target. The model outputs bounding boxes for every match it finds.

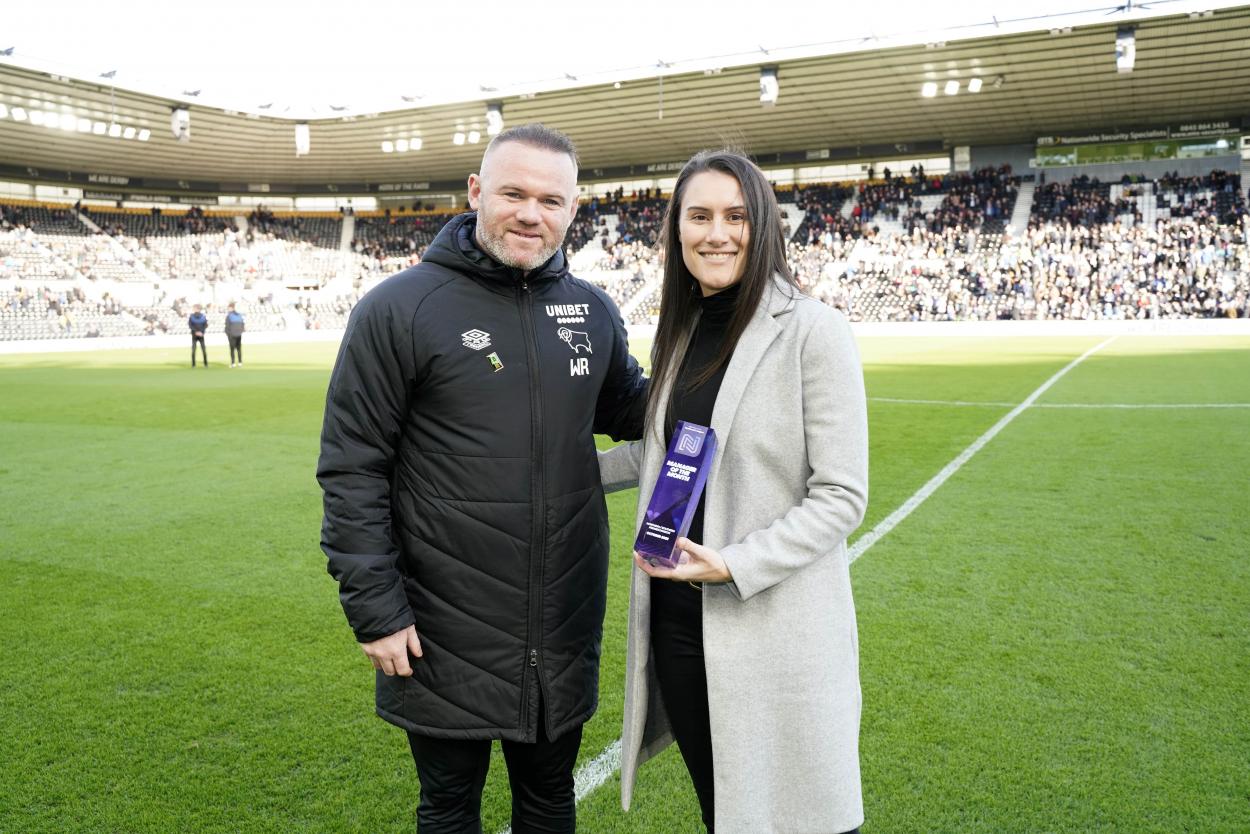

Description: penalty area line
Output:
[849,335,1117,563]
[870,397,1250,409]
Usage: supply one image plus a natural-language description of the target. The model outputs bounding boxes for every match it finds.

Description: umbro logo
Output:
[461,329,492,351]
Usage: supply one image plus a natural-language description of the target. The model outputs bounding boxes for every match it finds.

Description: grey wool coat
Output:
[599,278,869,833]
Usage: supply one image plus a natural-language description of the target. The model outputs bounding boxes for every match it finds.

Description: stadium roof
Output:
[2,2,1248,196]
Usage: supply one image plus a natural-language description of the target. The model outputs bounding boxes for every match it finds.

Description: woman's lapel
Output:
[708,281,790,446]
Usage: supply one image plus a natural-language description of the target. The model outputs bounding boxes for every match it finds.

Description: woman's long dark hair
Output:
[646,149,798,432]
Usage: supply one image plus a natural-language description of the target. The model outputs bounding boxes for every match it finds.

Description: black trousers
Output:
[406,707,582,834]
[650,579,860,834]
[228,335,242,364]
[651,579,717,831]
[191,335,207,366]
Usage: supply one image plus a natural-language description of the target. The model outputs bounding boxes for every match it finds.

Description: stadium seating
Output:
[352,211,458,259]
[2,168,1247,341]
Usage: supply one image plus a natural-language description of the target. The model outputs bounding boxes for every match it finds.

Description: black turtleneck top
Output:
[664,282,740,548]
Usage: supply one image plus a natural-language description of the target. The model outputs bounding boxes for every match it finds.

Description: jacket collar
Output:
[421,211,569,289]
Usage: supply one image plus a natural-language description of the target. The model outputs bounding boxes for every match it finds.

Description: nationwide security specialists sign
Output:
[1035,120,1242,168]
[1037,120,1241,147]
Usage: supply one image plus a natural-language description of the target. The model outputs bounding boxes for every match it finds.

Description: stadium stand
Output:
[1,201,88,235]
[88,205,235,238]
[352,210,458,260]
[791,181,857,244]
[247,207,341,249]
[3,166,1248,341]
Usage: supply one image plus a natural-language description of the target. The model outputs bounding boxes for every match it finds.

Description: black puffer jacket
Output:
[318,213,646,742]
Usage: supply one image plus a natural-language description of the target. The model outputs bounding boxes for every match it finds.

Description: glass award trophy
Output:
[634,421,717,568]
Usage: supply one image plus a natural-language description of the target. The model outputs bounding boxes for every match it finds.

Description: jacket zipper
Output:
[518,278,547,742]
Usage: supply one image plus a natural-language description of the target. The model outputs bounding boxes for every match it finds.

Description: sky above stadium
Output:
[3,0,1243,118]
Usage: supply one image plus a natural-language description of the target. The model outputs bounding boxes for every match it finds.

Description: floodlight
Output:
[410,136,423,151]
[486,103,504,135]
[11,106,26,121]
[108,122,121,137]
[58,112,76,131]
[137,128,150,141]
[77,117,92,133]
[453,131,466,145]
[396,138,409,152]
[381,140,394,153]
[759,66,779,107]
[122,126,136,139]
[968,77,983,93]
[295,122,310,156]
[944,80,959,95]
[467,130,481,144]
[1115,26,1135,73]
[921,82,938,98]
[30,110,45,125]
[92,121,106,135]
[171,107,191,142]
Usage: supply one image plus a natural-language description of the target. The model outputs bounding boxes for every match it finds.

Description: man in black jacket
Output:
[318,123,647,833]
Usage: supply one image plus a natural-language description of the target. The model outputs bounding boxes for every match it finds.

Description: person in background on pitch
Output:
[225,303,245,367]
[599,149,869,833]
[188,304,208,367]
[318,123,647,834]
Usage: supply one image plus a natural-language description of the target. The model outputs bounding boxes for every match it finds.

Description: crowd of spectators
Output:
[1030,175,1128,227]
[352,211,456,260]
[247,206,339,249]
[791,182,858,245]
[90,205,231,239]
[1,203,83,235]
[0,284,135,338]
[3,168,1249,340]
[903,166,1018,235]
[1154,170,1247,225]
[586,239,661,312]
[794,213,1248,322]
[295,293,361,330]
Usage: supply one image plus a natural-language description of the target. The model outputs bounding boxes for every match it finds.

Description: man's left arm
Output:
[593,300,648,442]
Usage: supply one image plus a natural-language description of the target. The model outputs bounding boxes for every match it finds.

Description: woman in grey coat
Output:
[600,150,869,833]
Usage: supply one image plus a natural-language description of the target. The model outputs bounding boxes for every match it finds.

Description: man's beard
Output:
[476,214,563,272]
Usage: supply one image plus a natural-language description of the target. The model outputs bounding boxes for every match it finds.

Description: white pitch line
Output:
[1035,402,1250,409]
[871,397,1016,407]
[871,397,1250,410]
[500,336,1118,832]
[849,334,1118,563]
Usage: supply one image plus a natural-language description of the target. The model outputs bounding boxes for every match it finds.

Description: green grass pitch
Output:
[1,333,1247,833]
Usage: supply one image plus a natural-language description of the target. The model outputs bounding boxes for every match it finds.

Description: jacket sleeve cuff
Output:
[353,614,417,644]
[718,544,754,601]
[598,442,642,493]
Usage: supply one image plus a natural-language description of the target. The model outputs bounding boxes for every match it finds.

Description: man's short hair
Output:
[484,123,579,168]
